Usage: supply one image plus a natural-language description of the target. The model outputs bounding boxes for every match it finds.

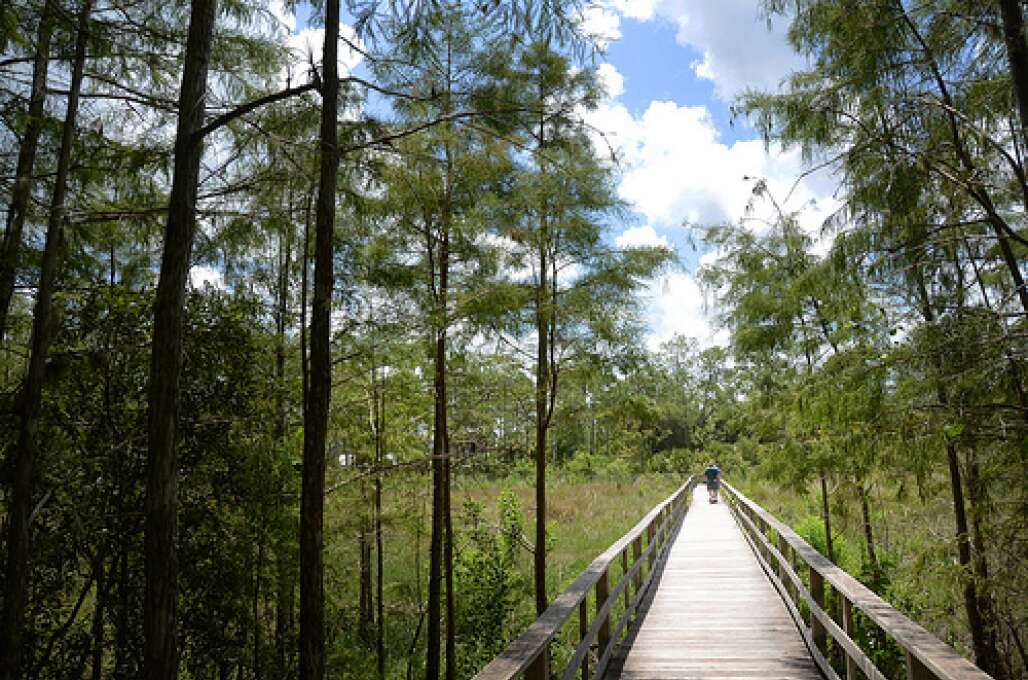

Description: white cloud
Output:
[596,62,625,99]
[579,4,622,49]
[605,0,802,101]
[644,271,725,351]
[587,98,840,236]
[611,0,655,21]
[189,265,224,289]
[585,93,840,350]
[616,224,668,249]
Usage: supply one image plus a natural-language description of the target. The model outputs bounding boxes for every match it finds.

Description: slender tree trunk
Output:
[273,219,291,679]
[115,535,130,679]
[533,79,550,618]
[0,0,53,336]
[534,234,549,616]
[254,533,264,680]
[911,268,1001,673]
[965,451,1005,680]
[91,556,106,680]
[144,0,217,676]
[856,482,881,586]
[300,0,339,673]
[375,455,385,679]
[819,472,835,564]
[999,0,1028,155]
[443,423,455,680]
[359,480,373,642]
[373,364,386,679]
[0,2,92,675]
[426,325,445,680]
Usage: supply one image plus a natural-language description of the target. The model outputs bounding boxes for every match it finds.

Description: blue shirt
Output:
[704,466,720,484]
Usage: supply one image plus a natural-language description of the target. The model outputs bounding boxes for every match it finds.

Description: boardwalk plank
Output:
[605,487,823,680]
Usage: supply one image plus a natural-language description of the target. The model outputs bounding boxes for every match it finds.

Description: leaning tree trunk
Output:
[0,1,92,675]
[299,0,339,674]
[0,0,53,337]
[143,0,217,677]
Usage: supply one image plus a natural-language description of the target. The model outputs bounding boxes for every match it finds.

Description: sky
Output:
[579,0,842,350]
[194,0,843,351]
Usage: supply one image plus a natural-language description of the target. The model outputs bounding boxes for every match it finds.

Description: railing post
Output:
[579,597,589,680]
[906,651,935,680]
[596,567,610,656]
[621,549,629,611]
[777,534,790,594]
[809,566,828,656]
[646,522,656,573]
[632,536,642,594]
[525,649,548,680]
[841,597,857,680]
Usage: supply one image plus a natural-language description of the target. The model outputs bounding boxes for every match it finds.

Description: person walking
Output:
[704,462,720,503]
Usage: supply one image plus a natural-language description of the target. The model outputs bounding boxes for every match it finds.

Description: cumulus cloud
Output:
[282,26,364,83]
[271,0,363,86]
[596,62,625,99]
[579,4,623,50]
[586,63,840,349]
[615,224,668,249]
[644,271,725,350]
[603,0,802,101]
[587,83,840,237]
[664,0,800,100]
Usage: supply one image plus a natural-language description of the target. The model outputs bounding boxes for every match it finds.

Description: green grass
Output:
[322,470,685,679]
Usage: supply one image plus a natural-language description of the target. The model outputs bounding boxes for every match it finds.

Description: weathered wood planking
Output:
[606,486,823,680]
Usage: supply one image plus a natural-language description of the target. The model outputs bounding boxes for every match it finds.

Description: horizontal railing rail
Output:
[473,476,696,680]
[722,481,995,680]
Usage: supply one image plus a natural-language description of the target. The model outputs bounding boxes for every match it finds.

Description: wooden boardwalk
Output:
[606,486,823,680]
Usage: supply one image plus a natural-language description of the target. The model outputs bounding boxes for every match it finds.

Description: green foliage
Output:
[453,492,528,675]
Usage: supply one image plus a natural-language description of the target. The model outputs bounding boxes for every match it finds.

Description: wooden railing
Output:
[473,476,696,680]
[722,481,995,680]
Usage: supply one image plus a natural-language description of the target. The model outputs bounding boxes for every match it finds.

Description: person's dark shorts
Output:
[706,480,719,491]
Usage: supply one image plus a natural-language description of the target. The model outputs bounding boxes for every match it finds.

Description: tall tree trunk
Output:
[359,481,373,642]
[375,395,385,680]
[965,450,1005,679]
[115,535,130,679]
[300,0,339,673]
[443,424,455,680]
[273,220,292,679]
[426,221,451,680]
[999,0,1028,155]
[818,472,835,564]
[91,556,106,680]
[0,0,53,336]
[534,229,549,616]
[856,482,881,586]
[144,0,217,676]
[254,533,264,680]
[911,271,1000,674]
[426,327,445,680]
[0,1,92,675]
[533,76,550,618]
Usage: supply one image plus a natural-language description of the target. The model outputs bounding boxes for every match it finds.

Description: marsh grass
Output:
[323,470,684,678]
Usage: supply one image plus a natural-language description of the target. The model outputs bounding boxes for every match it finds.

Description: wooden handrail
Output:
[473,476,696,680]
[721,481,995,680]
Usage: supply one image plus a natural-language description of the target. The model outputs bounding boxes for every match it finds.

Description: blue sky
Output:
[267,0,841,349]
